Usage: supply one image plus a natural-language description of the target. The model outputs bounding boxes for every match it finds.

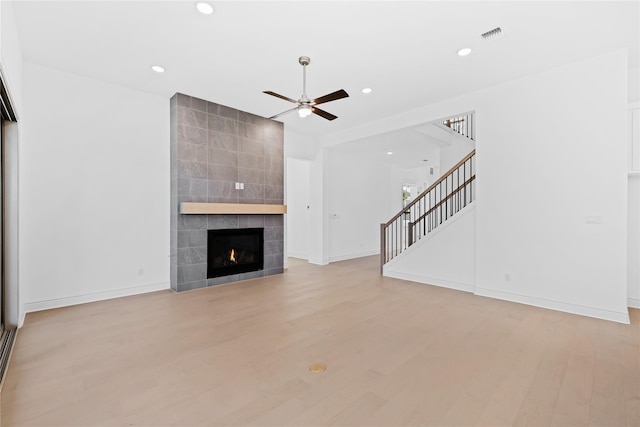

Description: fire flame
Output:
[230,248,236,263]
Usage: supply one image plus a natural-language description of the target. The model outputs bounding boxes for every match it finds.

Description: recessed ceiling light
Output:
[387,151,393,155]
[196,2,214,15]
[362,88,372,94]
[151,65,165,73]
[457,48,472,57]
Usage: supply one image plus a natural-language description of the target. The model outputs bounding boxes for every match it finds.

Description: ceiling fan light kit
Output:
[264,56,349,121]
[298,104,312,118]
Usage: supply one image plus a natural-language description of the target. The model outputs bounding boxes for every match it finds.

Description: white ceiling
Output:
[330,122,459,169]
[11,0,640,142]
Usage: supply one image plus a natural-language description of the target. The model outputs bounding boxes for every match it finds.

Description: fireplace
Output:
[207,228,264,278]
[170,94,284,292]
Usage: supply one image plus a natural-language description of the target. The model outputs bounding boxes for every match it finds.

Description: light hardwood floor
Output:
[2,256,639,426]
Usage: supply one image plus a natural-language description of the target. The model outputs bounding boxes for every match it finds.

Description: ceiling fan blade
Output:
[312,107,338,121]
[263,91,298,104]
[312,89,349,106]
[269,106,299,119]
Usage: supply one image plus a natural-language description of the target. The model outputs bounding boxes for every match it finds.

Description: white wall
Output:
[629,66,639,103]
[1,0,22,114]
[321,49,630,323]
[323,148,430,262]
[385,203,476,293]
[284,129,316,161]
[629,103,640,308]
[325,151,387,261]
[474,49,628,323]
[20,62,170,317]
[630,104,640,171]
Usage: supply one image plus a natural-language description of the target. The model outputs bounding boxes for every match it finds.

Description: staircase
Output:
[380,121,476,273]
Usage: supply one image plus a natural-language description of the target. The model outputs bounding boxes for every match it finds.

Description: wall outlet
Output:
[505,273,511,282]
[235,182,245,190]
[138,268,144,276]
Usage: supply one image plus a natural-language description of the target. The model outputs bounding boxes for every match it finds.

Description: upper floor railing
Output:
[441,112,475,141]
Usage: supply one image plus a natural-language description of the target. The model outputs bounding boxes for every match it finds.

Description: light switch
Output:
[585,215,603,225]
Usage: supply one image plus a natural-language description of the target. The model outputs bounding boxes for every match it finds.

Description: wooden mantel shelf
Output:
[180,202,287,215]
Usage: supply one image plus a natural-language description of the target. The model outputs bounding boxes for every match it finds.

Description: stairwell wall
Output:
[321,48,629,323]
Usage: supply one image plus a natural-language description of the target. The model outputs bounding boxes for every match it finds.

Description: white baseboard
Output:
[628,297,640,309]
[384,270,475,293]
[23,281,170,315]
[308,257,328,266]
[287,252,309,260]
[328,250,379,263]
[475,287,631,324]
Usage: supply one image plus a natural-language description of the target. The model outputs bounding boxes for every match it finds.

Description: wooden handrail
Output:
[411,176,476,225]
[384,149,475,226]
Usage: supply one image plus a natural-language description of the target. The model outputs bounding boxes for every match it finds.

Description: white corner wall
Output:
[20,62,170,319]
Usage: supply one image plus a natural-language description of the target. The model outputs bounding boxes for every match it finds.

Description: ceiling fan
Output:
[263,56,349,121]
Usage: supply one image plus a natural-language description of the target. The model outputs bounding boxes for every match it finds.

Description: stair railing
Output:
[380,149,476,273]
[441,112,475,141]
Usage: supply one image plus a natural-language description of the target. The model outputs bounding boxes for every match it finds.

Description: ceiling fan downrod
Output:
[299,56,310,102]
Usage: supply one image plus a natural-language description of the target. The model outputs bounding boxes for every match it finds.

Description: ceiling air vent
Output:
[481,27,502,40]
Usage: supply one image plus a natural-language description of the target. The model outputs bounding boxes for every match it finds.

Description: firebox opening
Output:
[207,228,264,278]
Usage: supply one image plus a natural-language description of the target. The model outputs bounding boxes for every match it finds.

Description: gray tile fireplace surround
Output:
[170,93,284,292]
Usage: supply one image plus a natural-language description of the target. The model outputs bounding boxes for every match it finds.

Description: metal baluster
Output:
[438,181,442,225]
[393,220,396,258]
[389,224,392,260]
[470,156,473,202]
[384,225,387,263]
[463,159,467,207]
[386,226,389,262]
[397,219,400,255]
[447,175,451,219]
[390,222,394,259]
